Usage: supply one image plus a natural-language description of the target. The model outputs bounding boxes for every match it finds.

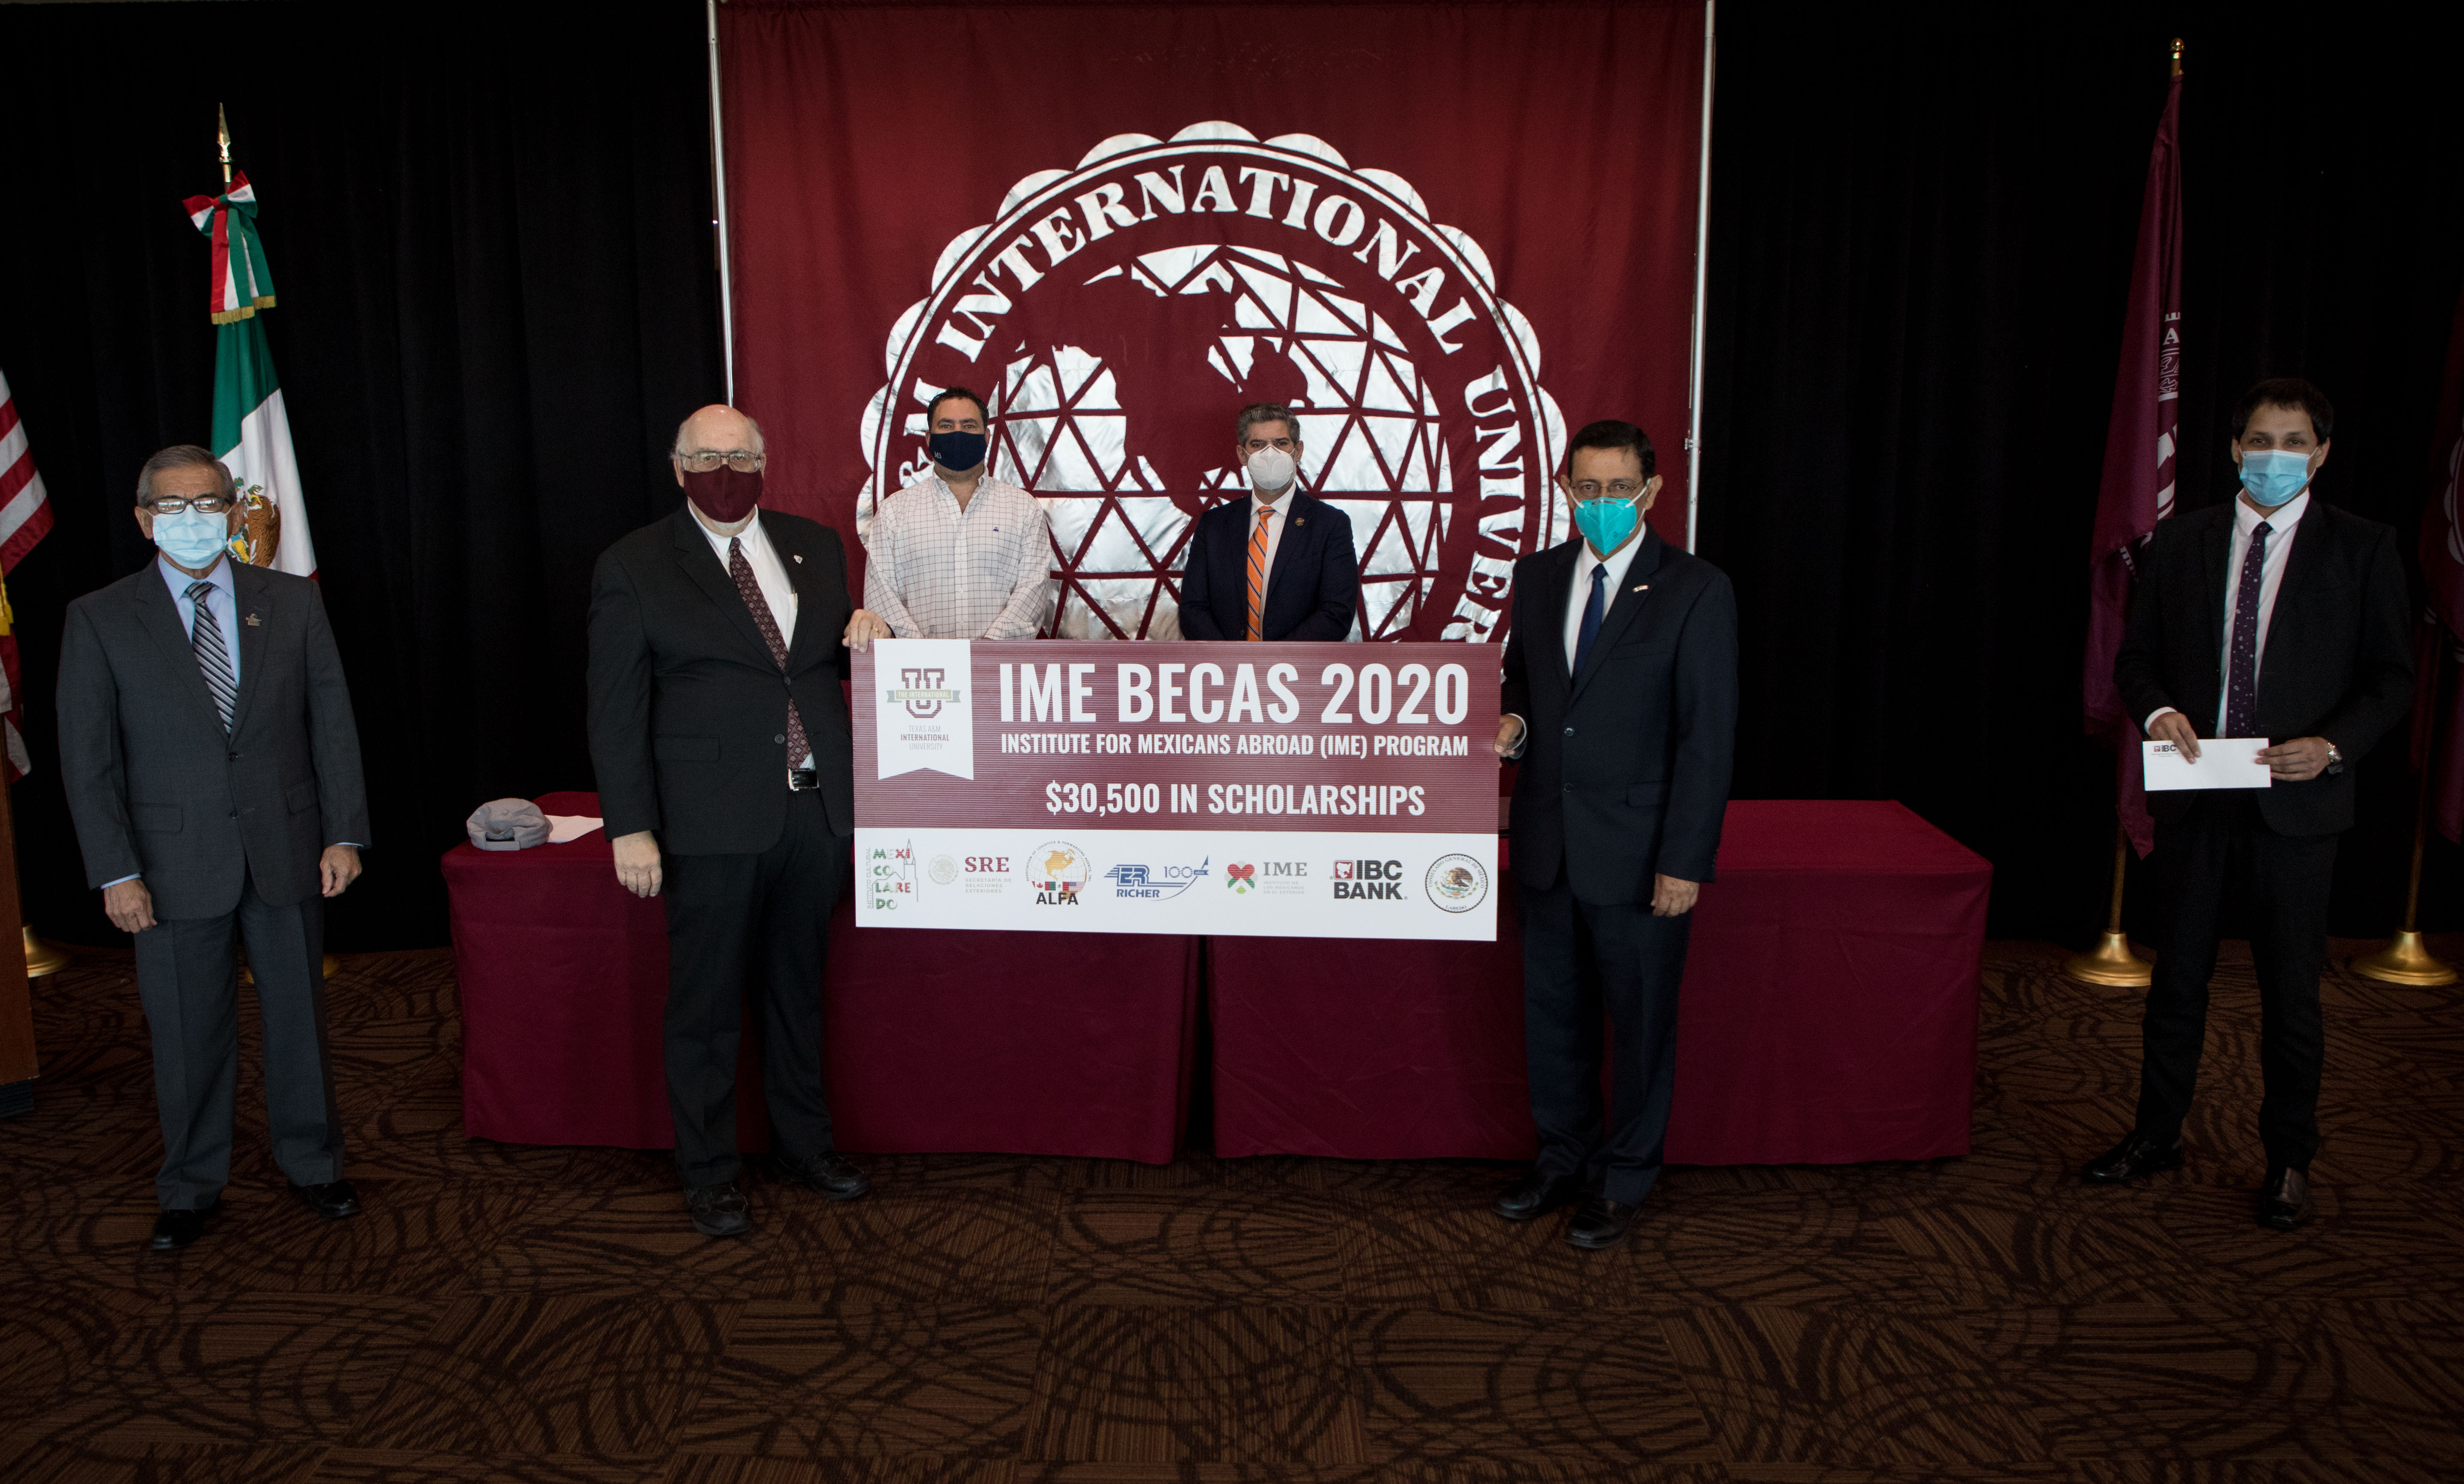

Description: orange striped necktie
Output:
[1245,505,1273,640]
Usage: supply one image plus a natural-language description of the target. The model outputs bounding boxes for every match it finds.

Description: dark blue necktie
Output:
[1574,563,1608,675]
[2224,520,2271,737]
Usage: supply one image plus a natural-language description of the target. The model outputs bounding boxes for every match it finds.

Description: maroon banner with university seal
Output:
[721,0,1705,645]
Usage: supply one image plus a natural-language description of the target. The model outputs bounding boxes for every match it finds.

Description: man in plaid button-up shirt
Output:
[850,388,1054,647]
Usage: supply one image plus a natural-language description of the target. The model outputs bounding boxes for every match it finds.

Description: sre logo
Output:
[965,857,1010,873]
[1332,859,1405,900]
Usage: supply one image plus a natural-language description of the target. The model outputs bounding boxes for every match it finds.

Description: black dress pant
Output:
[2137,792,2338,1169]
[1520,873,1692,1206]
[660,788,850,1189]
[133,869,344,1211]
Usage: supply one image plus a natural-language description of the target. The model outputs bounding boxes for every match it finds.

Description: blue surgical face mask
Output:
[153,507,231,569]
[1572,495,1642,554]
[928,429,987,474]
[2237,447,2315,508]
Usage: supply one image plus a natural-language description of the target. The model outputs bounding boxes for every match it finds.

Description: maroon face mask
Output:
[683,466,762,524]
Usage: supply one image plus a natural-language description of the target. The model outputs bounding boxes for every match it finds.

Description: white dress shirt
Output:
[695,508,810,769]
[1561,532,1651,672]
[865,473,1053,640]
[1501,532,1651,757]
[2146,491,2308,737]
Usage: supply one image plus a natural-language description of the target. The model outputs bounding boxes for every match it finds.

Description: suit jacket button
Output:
[775,734,786,745]
[1563,727,1574,737]
[228,811,238,819]
[1563,783,1572,793]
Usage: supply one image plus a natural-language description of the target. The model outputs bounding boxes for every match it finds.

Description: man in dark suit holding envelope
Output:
[1490,418,1737,1251]
[2093,378,2411,1230]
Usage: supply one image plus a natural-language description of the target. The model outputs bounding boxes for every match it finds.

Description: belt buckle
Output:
[788,769,817,792]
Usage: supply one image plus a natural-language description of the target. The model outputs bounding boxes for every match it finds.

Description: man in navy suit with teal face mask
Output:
[1490,419,1738,1251]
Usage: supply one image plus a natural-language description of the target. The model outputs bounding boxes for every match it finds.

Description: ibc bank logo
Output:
[1332,859,1406,901]
[861,121,1566,643]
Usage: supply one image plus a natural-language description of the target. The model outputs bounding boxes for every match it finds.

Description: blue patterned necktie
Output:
[2223,521,2271,737]
[1573,563,1608,674]
[187,580,237,732]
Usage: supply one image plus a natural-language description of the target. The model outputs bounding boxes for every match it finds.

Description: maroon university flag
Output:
[2419,284,2464,844]
[720,0,1705,643]
[2083,69,2184,857]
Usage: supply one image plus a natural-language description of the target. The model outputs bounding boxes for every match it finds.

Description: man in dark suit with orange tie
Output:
[2089,378,2412,1231]
[1489,419,1738,1251]
[1176,403,1358,641]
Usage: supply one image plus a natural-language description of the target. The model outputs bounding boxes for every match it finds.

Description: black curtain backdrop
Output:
[0,0,724,949]
[0,0,2456,950]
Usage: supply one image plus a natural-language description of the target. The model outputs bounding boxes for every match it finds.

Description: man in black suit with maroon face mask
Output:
[587,404,879,1237]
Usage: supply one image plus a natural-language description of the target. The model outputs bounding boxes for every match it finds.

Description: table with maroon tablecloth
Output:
[1208,800,1992,1165]
[443,792,1200,1162]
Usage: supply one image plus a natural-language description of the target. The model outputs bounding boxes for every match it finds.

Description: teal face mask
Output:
[1572,495,1642,553]
[2237,447,2315,508]
[153,507,231,569]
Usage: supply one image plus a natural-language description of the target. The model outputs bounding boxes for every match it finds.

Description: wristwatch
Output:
[2325,742,2344,776]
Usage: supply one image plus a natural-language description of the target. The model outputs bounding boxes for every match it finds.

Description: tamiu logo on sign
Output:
[874,638,974,780]
[863,121,1568,642]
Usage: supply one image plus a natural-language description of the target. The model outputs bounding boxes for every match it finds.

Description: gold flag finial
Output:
[217,102,232,185]
[2171,37,2183,78]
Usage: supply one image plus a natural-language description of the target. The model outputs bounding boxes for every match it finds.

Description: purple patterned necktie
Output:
[2223,521,2271,738]
[728,537,808,768]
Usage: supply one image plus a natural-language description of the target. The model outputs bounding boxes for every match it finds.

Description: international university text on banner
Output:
[855,640,1499,940]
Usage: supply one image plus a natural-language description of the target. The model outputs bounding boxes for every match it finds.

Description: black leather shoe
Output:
[686,1181,752,1238]
[2258,1166,2314,1231]
[291,1180,362,1220]
[1566,1195,1640,1251]
[149,1199,220,1252]
[776,1151,871,1201]
[1493,1169,1584,1222]
[2080,1132,2186,1185]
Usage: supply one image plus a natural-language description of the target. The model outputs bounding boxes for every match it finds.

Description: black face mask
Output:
[928,429,988,473]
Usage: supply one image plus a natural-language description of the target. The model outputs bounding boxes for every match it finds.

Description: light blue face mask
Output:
[153,507,231,569]
[2237,447,2315,508]
[1572,495,1642,554]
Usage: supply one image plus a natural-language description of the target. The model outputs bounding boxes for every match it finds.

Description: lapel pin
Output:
[1632,584,1648,593]
[792,553,803,564]
[1297,517,1306,526]
[245,613,261,626]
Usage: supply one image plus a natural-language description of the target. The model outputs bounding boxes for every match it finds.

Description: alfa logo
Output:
[1224,863,1256,893]
[889,667,958,719]
[864,121,1565,644]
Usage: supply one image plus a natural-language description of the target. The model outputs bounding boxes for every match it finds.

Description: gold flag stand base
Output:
[2066,820,2155,988]
[2065,929,2154,988]
[2350,931,2457,987]
[22,928,69,979]
[238,955,343,987]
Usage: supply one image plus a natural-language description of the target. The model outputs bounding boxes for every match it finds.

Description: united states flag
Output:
[0,366,56,778]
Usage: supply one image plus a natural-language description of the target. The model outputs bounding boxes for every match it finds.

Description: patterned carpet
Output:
[1,938,2459,1483]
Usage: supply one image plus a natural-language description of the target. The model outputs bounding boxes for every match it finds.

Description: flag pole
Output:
[2066,819,2154,986]
[218,102,232,186]
[2352,645,2458,985]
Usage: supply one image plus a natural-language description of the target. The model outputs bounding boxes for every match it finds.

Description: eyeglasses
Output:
[678,451,764,473]
[1569,481,1644,500]
[146,496,233,515]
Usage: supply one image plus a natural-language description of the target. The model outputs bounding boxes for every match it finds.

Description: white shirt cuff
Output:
[2144,707,2181,734]
[103,874,140,889]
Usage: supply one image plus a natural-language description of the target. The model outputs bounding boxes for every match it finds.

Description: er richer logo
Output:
[862,120,1567,642]
[1024,841,1095,906]
[1105,858,1210,900]
[869,840,917,910]
[1332,859,1406,900]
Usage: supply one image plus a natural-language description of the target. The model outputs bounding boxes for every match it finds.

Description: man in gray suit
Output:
[59,445,371,1252]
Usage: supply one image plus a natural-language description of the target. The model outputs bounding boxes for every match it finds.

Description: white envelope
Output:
[2143,737,2271,791]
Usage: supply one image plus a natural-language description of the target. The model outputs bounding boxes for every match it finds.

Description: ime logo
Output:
[1333,859,1405,900]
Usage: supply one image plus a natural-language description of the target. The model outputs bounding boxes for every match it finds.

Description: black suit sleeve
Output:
[2316,523,2416,762]
[1500,577,1532,732]
[586,548,662,841]
[832,532,855,681]
[57,602,141,889]
[2114,521,2183,732]
[1178,511,1224,640]
[302,582,372,847]
[1656,572,1739,885]
[1291,508,1359,641]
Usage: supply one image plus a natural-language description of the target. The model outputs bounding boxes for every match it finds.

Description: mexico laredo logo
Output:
[863,121,1567,645]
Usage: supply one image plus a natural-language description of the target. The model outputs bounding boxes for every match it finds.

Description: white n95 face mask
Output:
[1246,447,1297,491]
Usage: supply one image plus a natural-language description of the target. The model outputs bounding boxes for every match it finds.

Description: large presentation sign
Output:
[854,640,1500,940]
[723,0,1705,635]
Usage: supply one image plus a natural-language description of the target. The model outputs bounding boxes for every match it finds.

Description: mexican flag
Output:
[185,171,317,577]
